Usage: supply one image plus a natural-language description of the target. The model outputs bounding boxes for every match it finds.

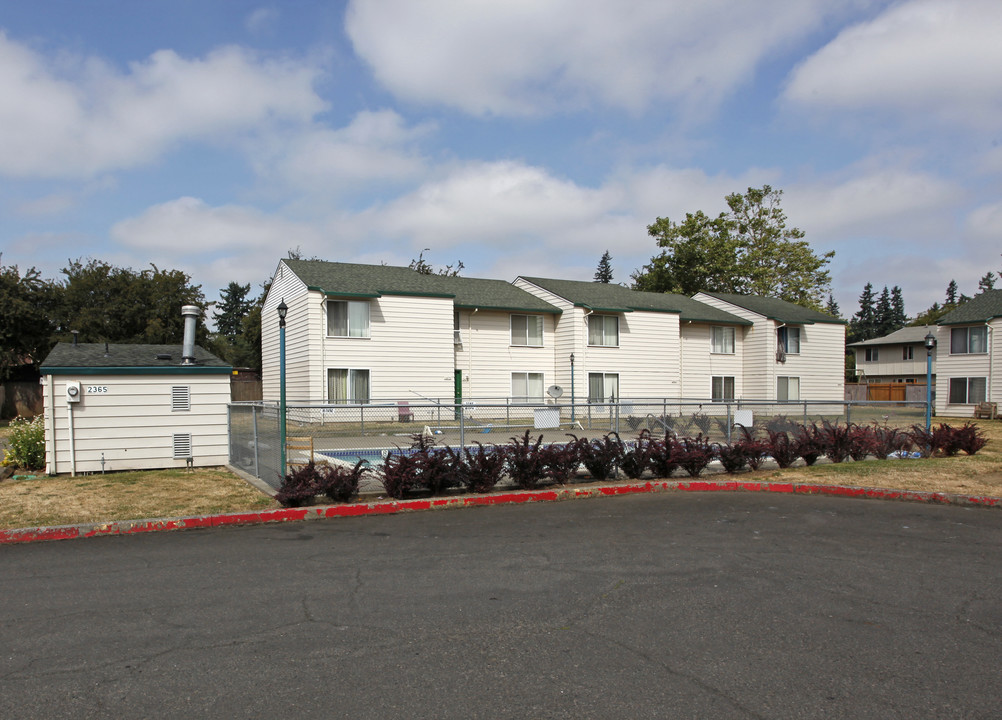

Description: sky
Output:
[1,0,1001,321]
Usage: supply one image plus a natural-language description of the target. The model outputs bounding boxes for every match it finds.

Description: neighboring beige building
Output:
[693,292,846,402]
[40,342,232,474]
[848,325,937,384]
[934,290,1002,417]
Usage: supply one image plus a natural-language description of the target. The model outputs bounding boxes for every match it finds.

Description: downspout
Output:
[46,374,56,475]
[68,399,77,477]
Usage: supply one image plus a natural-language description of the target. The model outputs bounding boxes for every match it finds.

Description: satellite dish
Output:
[547,385,564,398]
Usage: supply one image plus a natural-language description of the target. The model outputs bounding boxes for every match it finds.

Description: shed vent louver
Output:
[171,386,191,411]
[173,433,192,459]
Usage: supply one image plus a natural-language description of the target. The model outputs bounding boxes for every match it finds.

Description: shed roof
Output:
[283,260,561,314]
[698,292,845,325]
[518,277,752,325]
[847,325,936,348]
[41,343,231,375]
[937,290,1002,325]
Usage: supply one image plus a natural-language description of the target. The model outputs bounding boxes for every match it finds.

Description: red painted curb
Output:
[1,480,999,545]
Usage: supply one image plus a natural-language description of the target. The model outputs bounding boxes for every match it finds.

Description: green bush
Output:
[2,414,45,470]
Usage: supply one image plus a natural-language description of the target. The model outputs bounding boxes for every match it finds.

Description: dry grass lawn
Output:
[1,417,999,532]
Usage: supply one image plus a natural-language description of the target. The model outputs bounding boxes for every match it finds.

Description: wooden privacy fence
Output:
[845,383,929,403]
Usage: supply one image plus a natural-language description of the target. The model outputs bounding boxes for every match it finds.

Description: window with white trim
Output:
[711,326,735,354]
[587,372,619,403]
[950,326,987,354]
[864,347,878,362]
[948,377,986,404]
[327,368,370,404]
[777,376,800,401]
[327,300,370,338]
[588,315,619,347]
[510,315,543,346]
[712,376,735,401]
[777,326,801,354]
[511,372,544,402]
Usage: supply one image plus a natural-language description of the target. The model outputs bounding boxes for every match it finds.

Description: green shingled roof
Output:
[937,290,1002,325]
[41,343,231,375]
[519,277,752,325]
[698,292,845,325]
[284,260,561,314]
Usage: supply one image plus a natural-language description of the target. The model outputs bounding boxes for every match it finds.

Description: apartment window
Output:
[511,315,543,346]
[328,368,370,404]
[777,376,800,402]
[454,310,462,345]
[587,373,619,403]
[511,372,544,402]
[711,326,735,354]
[777,326,801,354]
[864,347,879,362]
[948,377,986,404]
[327,300,370,338]
[588,315,619,347]
[903,346,914,360]
[950,326,987,354]
[712,376,735,401]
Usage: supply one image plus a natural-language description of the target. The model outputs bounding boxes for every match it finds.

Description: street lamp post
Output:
[924,331,936,431]
[278,299,288,481]
[570,353,575,424]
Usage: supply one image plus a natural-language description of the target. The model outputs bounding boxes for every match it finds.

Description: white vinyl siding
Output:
[510,315,543,346]
[327,300,370,338]
[950,326,987,354]
[712,376,735,401]
[511,372,544,402]
[328,368,370,403]
[43,374,230,474]
[588,315,619,347]
[711,326,735,354]
[948,377,986,404]
[777,376,800,401]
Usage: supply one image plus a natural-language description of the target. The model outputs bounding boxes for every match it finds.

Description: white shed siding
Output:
[262,262,311,402]
[935,320,1000,417]
[853,344,931,380]
[320,294,454,402]
[680,323,744,398]
[44,374,229,474]
[454,309,557,400]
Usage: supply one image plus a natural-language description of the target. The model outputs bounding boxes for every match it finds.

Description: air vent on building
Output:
[173,433,192,459]
[171,385,191,411]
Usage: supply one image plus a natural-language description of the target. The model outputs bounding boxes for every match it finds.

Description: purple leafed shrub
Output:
[908,425,935,458]
[461,442,506,493]
[952,422,988,455]
[381,433,460,499]
[736,426,769,470]
[765,429,800,469]
[795,424,824,466]
[818,420,854,463]
[871,424,912,459]
[647,436,678,478]
[716,442,754,474]
[538,442,580,485]
[847,424,877,461]
[620,429,655,480]
[505,431,547,489]
[675,434,715,478]
[315,460,368,503]
[276,461,321,507]
[571,433,624,481]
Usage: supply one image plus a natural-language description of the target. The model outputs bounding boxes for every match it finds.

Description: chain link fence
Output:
[229,397,929,489]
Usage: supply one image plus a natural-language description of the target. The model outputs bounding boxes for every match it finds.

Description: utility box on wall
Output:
[39,342,232,475]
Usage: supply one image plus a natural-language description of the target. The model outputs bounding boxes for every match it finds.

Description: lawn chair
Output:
[286,435,314,470]
[973,401,997,420]
[398,401,414,422]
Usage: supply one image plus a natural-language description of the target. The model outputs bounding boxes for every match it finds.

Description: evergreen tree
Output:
[824,294,841,319]
[890,286,907,328]
[409,249,464,277]
[213,282,252,341]
[978,272,996,294]
[875,286,894,336]
[594,250,614,283]
[945,280,958,305]
[848,282,877,343]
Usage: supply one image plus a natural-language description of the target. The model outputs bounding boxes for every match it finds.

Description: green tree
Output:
[875,286,895,337]
[824,294,841,319]
[978,272,996,294]
[409,250,464,277]
[945,280,958,305]
[631,185,833,309]
[848,282,878,343]
[594,250,614,283]
[890,286,907,328]
[213,282,252,341]
[55,259,206,345]
[0,259,56,379]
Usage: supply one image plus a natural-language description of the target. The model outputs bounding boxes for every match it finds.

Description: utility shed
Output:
[40,343,232,475]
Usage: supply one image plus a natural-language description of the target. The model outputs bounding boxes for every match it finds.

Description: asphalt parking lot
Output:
[2,491,1000,718]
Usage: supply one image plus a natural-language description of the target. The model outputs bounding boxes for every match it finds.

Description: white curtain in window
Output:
[328,368,347,402]
[588,316,618,346]
[348,302,369,337]
[512,372,543,401]
[527,316,542,345]
[712,327,734,354]
[969,327,986,354]
[328,302,347,336]
[350,369,370,402]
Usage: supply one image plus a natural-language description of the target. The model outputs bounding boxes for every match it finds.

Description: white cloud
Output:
[246,7,279,34]
[346,0,849,116]
[260,110,433,191]
[784,0,1002,129]
[0,32,326,178]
